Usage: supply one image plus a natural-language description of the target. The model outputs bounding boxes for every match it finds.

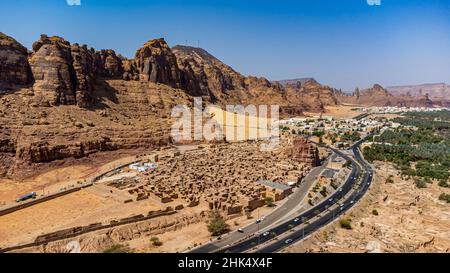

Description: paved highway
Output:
[190,152,338,253]
[217,137,373,253]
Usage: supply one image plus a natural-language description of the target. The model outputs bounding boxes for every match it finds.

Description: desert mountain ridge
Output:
[0,32,445,178]
[0,32,340,178]
[387,83,450,101]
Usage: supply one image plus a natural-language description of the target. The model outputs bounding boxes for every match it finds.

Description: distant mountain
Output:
[277,78,316,86]
[387,83,450,100]
[172,46,338,113]
[337,84,434,107]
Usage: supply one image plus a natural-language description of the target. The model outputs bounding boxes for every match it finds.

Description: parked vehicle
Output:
[16,192,37,203]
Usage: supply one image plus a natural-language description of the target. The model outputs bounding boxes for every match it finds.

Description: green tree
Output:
[207,210,230,236]
[150,237,163,247]
[103,244,131,253]
[264,197,274,207]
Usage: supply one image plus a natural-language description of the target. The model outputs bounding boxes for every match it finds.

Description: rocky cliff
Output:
[0,33,32,89]
[0,32,346,177]
[5,31,433,178]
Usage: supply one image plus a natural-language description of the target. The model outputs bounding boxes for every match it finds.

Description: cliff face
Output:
[1,32,339,111]
[134,38,182,88]
[0,31,403,178]
[172,45,338,113]
[0,33,32,89]
[172,45,246,100]
[29,35,77,105]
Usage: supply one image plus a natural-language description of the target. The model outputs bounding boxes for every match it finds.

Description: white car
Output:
[294,218,300,223]
[285,239,293,244]
[263,232,270,237]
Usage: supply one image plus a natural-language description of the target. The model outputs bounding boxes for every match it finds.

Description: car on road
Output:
[294,218,300,223]
[285,239,293,244]
[329,198,333,202]
[256,219,262,224]
[238,228,244,233]
[263,232,270,237]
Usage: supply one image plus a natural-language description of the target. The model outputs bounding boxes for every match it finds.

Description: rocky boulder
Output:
[135,38,181,87]
[71,43,97,107]
[29,35,77,105]
[0,32,32,89]
[96,49,124,79]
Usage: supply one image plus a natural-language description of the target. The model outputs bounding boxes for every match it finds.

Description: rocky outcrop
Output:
[0,32,32,89]
[135,38,181,88]
[71,43,97,107]
[29,35,77,106]
[96,49,124,79]
[173,45,245,100]
[15,137,117,164]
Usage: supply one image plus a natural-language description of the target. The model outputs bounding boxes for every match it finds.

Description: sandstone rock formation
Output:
[96,49,124,79]
[71,43,97,107]
[173,45,245,100]
[134,38,181,88]
[0,32,434,178]
[0,32,32,89]
[29,35,77,105]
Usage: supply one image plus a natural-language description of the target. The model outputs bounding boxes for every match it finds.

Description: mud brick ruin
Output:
[286,137,320,167]
[104,138,317,216]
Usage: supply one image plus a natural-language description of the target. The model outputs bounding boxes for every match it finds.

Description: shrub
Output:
[264,197,274,207]
[386,175,394,184]
[339,219,352,230]
[415,179,427,189]
[150,237,163,247]
[103,244,131,253]
[439,193,450,203]
[438,180,449,188]
[372,209,379,216]
[207,210,230,236]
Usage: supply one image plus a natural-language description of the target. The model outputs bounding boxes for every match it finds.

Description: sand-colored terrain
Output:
[285,162,450,253]
[0,186,164,248]
[0,165,94,204]
[305,105,362,119]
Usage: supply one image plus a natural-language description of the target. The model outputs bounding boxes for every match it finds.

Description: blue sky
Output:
[1,0,450,91]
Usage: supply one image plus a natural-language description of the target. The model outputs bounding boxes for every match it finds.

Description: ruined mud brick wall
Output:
[286,137,320,167]
[0,208,177,253]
